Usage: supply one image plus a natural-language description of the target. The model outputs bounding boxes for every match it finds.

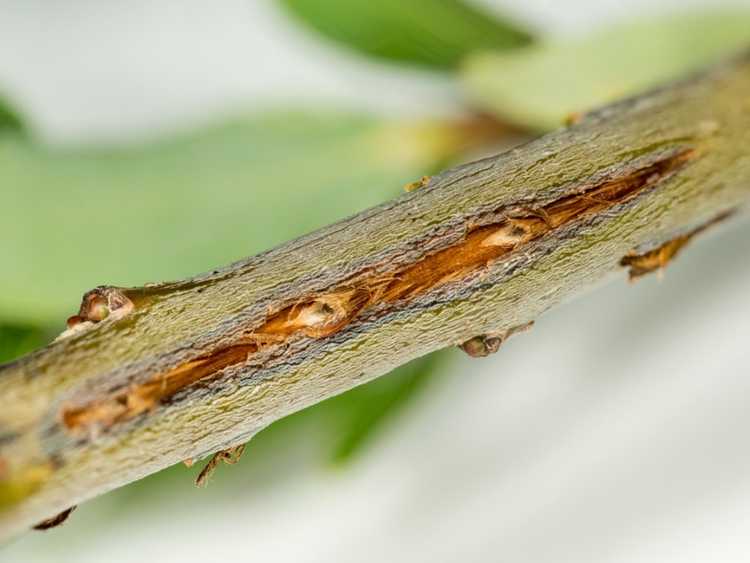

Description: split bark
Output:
[1,50,749,540]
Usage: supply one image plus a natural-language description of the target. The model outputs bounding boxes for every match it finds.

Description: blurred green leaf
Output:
[0,112,472,326]
[0,324,48,364]
[0,95,24,134]
[463,11,750,130]
[0,111,470,464]
[278,0,532,69]
[326,352,444,463]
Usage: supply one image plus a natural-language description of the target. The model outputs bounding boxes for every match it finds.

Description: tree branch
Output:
[2,50,749,540]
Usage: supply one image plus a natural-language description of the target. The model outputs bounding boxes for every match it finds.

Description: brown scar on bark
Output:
[56,286,135,341]
[404,175,431,192]
[195,444,246,487]
[620,209,736,282]
[60,147,698,434]
[460,321,534,358]
[33,506,76,531]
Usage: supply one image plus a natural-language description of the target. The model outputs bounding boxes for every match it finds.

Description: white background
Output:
[2,1,750,561]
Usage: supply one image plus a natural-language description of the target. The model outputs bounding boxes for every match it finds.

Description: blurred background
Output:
[1,0,750,561]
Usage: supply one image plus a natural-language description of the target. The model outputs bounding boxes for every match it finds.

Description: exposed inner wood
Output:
[61,148,697,434]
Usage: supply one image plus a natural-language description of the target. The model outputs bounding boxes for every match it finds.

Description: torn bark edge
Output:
[194,444,246,487]
[620,209,736,282]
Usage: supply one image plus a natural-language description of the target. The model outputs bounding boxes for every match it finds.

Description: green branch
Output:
[1,50,749,540]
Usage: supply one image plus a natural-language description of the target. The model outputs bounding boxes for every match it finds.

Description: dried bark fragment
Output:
[195,444,246,487]
[404,175,431,192]
[620,209,735,281]
[620,237,693,281]
[32,506,76,531]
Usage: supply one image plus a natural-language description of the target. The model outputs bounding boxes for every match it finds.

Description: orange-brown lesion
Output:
[61,148,699,434]
[61,289,372,431]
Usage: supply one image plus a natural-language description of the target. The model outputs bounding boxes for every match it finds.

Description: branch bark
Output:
[2,50,750,540]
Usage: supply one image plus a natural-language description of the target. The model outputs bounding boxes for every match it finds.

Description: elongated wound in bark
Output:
[1,50,749,540]
[60,146,696,435]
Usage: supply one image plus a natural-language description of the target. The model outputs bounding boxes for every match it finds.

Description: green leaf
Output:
[463,11,750,130]
[0,95,25,135]
[0,112,471,327]
[278,0,532,69]
[0,324,48,364]
[325,352,444,464]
